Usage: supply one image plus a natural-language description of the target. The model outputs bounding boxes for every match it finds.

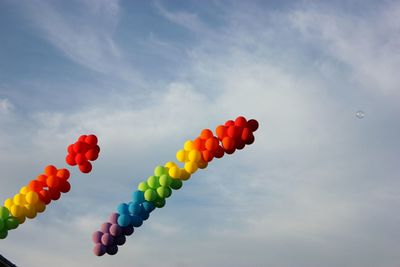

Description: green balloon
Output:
[147,176,159,189]
[154,198,166,208]
[0,228,8,239]
[138,182,149,192]
[157,187,172,199]
[6,217,19,230]
[154,166,167,177]
[159,174,172,187]
[144,189,157,202]
[0,206,9,220]
[170,179,183,190]
[0,219,4,231]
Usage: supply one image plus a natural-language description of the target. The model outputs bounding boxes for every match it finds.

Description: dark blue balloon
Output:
[117,203,129,215]
[106,244,118,255]
[142,201,155,213]
[139,209,150,220]
[128,202,142,216]
[130,215,143,227]
[132,190,145,204]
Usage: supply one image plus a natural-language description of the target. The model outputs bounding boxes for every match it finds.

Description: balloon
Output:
[85,134,98,146]
[109,224,122,237]
[142,202,155,213]
[176,149,187,162]
[0,228,8,239]
[200,129,213,140]
[46,175,60,189]
[6,217,19,230]
[10,205,23,217]
[75,154,87,165]
[25,192,39,205]
[0,219,4,231]
[28,180,44,192]
[93,243,106,256]
[79,161,92,173]
[234,116,247,127]
[57,168,70,180]
[188,150,201,162]
[109,213,119,224]
[19,186,29,195]
[139,209,150,220]
[170,179,183,190]
[117,214,131,227]
[13,194,26,206]
[168,166,181,179]
[117,203,129,215]
[122,225,134,236]
[130,215,143,227]
[4,198,13,210]
[101,233,114,246]
[205,137,219,151]
[156,187,172,199]
[247,119,259,132]
[147,176,159,189]
[132,191,145,204]
[106,245,118,255]
[138,182,149,192]
[44,165,58,176]
[35,201,46,213]
[153,198,166,208]
[144,189,157,202]
[159,174,172,187]
[154,166,167,177]
[0,206,9,219]
[184,161,198,174]
[85,149,99,161]
[73,141,87,153]
[101,222,111,234]
[128,203,142,216]
[114,235,126,246]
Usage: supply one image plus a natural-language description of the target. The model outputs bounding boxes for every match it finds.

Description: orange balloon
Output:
[44,165,57,176]
[200,129,213,140]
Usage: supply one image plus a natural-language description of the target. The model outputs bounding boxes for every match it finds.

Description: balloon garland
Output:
[92,116,259,256]
[0,134,100,239]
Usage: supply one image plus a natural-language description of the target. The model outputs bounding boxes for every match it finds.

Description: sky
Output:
[0,0,399,266]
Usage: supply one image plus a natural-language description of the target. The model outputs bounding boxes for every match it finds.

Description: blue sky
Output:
[1,0,400,266]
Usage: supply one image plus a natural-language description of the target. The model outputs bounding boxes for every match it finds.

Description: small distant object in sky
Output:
[356,110,365,119]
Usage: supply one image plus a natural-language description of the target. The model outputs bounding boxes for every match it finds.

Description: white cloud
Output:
[0,98,14,114]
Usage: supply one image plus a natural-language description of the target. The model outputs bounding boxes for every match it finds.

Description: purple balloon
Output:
[101,222,112,234]
[106,244,118,255]
[101,233,115,246]
[109,224,122,237]
[93,243,106,256]
[115,235,126,246]
[122,225,134,236]
[92,231,103,243]
[109,212,119,224]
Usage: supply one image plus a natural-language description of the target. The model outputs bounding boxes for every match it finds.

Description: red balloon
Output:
[234,116,247,127]
[85,149,99,161]
[46,175,60,189]
[215,125,227,140]
[49,188,61,200]
[245,133,255,145]
[75,153,87,165]
[225,148,236,154]
[44,165,58,176]
[59,180,71,193]
[200,129,213,140]
[38,189,51,204]
[79,161,92,173]
[78,135,87,142]
[67,144,75,155]
[224,120,234,127]
[36,174,47,184]
[85,134,98,147]
[222,137,235,151]
[57,169,70,180]
[73,141,88,154]
[201,150,214,162]
[247,119,259,132]
[28,180,44,192]
[235,138,246,150]
[193,137,205,151]
[214,145,225,158]
[93,145,101,154]
[66,154,77,166]
[227,126,242,138]
[205,137,219,151]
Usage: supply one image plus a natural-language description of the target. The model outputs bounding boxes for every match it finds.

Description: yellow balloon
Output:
[35,201,46,213]
[180,168,191,181]
[184,140,194,151]
[13,194,26,206]
[20,186,29,195]
[16,215,26,224]
[24,204,37,219]
[4,198,13,210]
[10,205,23,217]
[168,166,181,179]
[198,160,208,169]
[184,162,198,174]
[188,150,201,162]
[25,191,39,205]
[176,149,187,163]
[164,161,177,169]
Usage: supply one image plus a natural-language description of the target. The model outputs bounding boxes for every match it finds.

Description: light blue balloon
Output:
[128,203,142,216]
[117,214,131,227]
[132,190,145,204]
[117,203,129,215]
[142,201,155,213]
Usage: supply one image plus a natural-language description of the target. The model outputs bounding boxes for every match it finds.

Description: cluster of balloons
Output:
[65,134,100,173]
[0,134,100,239]
[93,116,259,256]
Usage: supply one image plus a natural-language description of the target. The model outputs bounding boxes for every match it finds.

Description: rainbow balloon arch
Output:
[92,116,259,256]
[0,116,259,258]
